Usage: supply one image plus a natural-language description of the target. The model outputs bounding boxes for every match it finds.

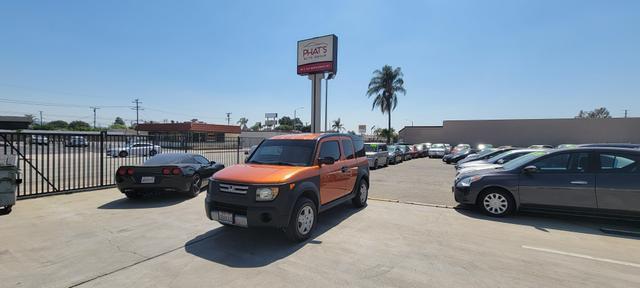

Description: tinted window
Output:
[532,153,571,172]
[379,144,387,152]
[248,140,316,166]
[144,154,191,165]
[319,141,341,160]
[364,144,377,152]
[599,153,638,173]
[194,155,210,165]
[352,138,365,158]
[568,153,590,172]
[342,140,355,159]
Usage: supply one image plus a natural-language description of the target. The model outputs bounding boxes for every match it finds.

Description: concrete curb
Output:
[600,227,640,238]
[368,197,468,210]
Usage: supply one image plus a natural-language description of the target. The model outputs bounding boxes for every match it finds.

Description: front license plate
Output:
[218,211,234,224]
[140,176,155,184]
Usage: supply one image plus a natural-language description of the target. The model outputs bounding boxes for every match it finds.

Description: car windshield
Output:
[475,148,498,157]
[431,144,444,148]
[144,154,193,165]
[364,144,379,152]
[388,145,397,151]
[454,148,470,156]
[486,150,515,163]
[247,139,316,166]
[502,151,549,171]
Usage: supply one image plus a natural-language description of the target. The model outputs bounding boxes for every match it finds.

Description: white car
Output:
[31,135,49,145]
[107,143,161,157]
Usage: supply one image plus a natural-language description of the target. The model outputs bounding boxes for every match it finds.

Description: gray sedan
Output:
[453,147,640,217]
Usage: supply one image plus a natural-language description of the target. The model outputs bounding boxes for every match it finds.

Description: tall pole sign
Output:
[297,34,338,133]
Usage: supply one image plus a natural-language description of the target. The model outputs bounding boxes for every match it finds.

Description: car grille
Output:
[218,183,249,195]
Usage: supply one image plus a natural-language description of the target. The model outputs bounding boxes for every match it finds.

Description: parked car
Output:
[30,135,49,145]
[556,144,577,149]
[206,133,370,241]
[456,149,543,173]
[398,144,412,161]
[445,148,474,164]
[442,153,454,163]
[415,143,430,158]
[452,144,470,154]
[444,144,452,154]
[116,153,224,199]
[428,143,448,158]
[408,145,420,159]
[578,143,640,149]
[387,145,403,164]
[107,143,162,157]
[365,143,388,169]
[528,144,554,149]
[455,148,516,168]
[453,147,640,217]
[65,136,89,147]
[476,144,493,150]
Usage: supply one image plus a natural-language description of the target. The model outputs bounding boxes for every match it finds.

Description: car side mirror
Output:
[318,156,336,166]
[523,165,538,173]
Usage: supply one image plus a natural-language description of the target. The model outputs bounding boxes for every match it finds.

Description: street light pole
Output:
[294,107,304,130]
[324,73,334,132]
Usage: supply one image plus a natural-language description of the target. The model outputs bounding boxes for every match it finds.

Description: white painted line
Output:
[522,245,640,268]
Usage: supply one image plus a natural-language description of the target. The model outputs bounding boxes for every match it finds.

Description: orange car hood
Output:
[212,164,318,184]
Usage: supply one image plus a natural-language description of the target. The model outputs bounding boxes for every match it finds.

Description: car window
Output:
[319,141,341,160]
[531,153,571,172]
[568,153,590,173]
[342,139,354,159]
[599,153,638,173]
[194,155,210,165]
[352,138,365,158]
[248,140,315,166]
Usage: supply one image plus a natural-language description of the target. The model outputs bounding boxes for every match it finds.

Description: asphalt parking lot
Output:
[1,158,639,288]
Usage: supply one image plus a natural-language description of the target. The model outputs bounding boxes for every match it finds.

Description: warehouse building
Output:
[0,116,32,130]
[136,122,241,141]
[399,117,640,147]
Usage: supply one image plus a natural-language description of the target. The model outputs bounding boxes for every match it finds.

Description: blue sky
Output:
[1,0,639,132]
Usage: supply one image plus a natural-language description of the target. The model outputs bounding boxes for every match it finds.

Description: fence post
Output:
[100,131,105,186]
[236,137,241,164]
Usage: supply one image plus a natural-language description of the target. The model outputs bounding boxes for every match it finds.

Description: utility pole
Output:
[324,73,334,132]
[90,106,100,129]
[132,99,142,134]
[226,112,232,125]
[39,111,43,126]
[624,109,629,118]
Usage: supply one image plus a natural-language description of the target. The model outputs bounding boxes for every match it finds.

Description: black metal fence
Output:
[0,131,263,199]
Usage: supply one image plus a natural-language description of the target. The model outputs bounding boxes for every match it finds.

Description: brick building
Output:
[136,122,241,141]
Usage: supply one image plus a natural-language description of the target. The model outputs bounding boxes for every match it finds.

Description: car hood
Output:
[455,165,503,180]
[212,164,318,184]
[458,160,489,169]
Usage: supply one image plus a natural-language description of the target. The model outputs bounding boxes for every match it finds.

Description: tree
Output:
[47,120,68,130]
[250,122,262,131]
[331,118,345,132]
[367,65,406,144]
[576,107,611,119]
[68,120,92,131]
[237,117,249,130]
[114,117,126,126]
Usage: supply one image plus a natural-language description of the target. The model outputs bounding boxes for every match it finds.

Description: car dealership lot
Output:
[1,159,639,288]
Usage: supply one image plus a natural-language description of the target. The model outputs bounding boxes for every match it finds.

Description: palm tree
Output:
[331,118,345,132]
[366,65,406,144]
[237,117,249,130]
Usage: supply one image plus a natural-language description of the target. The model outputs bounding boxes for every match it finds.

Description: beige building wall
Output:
[399,118,640,147]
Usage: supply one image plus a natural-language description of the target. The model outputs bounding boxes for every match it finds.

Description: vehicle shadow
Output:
[185,203,363,268]
[98,192,191,209]
[454,208,640,240]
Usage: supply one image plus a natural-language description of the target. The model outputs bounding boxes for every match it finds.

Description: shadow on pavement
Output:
[455,208,640,240]
[185,203,363,267]
[98,192,191,209]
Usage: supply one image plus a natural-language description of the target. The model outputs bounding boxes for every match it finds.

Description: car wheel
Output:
[373,160,378,169]
[478,189,515,217]
[149,150,157,157]
[119,151,128,157]
[187,174,201,198]
[352,179,368,208]
[124,191,143,199]
[285,197,317,242]
[0,205,12,215]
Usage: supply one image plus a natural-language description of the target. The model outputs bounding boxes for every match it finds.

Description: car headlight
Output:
[256,187,279,201]
[457,175,483,187]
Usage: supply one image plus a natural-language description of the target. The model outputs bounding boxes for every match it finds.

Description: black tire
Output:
[352,179,368,208]
[285,197,317,242]
[477,189,515,217]
[124,191,143,199]
[0,205,12,215]
[149,150,157,157]
[187,174,202,198]
[373,160,378,169]
[119,151,128,157]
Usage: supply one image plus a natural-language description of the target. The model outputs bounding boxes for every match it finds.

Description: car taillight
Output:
[171,168,182,175]
[117,167,126,176]
[127,168,135,175]
[162,167,171,175]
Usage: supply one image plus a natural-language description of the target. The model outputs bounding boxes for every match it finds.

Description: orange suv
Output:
[205,133,370,241]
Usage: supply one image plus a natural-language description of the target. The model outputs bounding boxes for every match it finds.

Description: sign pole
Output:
[309,73,324,133]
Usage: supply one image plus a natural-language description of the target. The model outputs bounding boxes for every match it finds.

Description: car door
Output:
[595,152,640,213]
[340,137,358,194]
[317,138,345,205]
[193,155,215,178]
[519,152,596,209]
[378,144,388,163]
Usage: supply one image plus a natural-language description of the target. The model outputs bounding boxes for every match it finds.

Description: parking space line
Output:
[522,245,640,268]
[368,197,466,210]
